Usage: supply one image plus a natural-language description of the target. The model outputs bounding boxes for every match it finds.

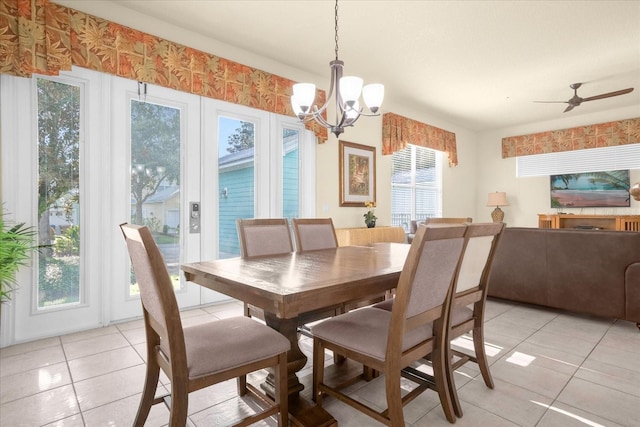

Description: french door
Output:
[110,77,204,320]
[0,68,315,344]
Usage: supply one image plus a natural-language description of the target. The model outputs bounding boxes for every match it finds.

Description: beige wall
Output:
[52,1,640,230]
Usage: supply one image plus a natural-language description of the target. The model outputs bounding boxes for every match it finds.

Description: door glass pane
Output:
[218,117,255,258]
[282,127,300,219]
[129,100,180,296]
[36,78,81,308]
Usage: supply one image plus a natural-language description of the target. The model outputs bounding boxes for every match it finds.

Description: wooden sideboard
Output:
[335,226,407,246]
[538,214,640,231]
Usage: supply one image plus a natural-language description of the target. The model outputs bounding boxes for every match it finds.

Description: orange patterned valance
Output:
[0,0,328,141]
[501,117,640,158]
[382,112,458,167]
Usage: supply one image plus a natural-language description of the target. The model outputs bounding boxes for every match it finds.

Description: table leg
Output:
[261,312,306,396]
[261,312,337,427]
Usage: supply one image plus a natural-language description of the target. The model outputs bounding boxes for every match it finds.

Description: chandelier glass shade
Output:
[291,0,384,137]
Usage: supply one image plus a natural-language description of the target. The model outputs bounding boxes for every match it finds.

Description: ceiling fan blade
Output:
[563,104,575,113]
[533,101,569,104]
[582,88,634,102]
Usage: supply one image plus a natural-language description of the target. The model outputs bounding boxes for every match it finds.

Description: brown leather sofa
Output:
[487,227,640,327]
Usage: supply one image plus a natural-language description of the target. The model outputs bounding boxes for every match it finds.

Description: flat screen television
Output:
[550,170,631,208]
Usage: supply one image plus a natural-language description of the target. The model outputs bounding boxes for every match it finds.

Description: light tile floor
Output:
[1,299,639,426]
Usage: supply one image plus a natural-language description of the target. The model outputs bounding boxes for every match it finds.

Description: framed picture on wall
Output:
[339,140,376,207]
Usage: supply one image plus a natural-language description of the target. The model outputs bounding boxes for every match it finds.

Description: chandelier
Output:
[290,0,384,137]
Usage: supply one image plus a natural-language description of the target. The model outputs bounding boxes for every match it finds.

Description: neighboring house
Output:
[133,184,180,233]
[218,134,300,258]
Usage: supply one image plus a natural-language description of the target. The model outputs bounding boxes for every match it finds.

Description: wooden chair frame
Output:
[312,225,469,425]
[291,217,338,252]
[120,223,288,427]
[447,222,505,417]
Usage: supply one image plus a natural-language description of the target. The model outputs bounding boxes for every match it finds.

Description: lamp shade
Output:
[631,182,640,201]
[362,83,384,113]
[292,83,316,112]
[487,192,508,207]
[339,76,363,107]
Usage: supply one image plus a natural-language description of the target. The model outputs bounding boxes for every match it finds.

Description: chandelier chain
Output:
[290,0,383,138]
[334,0,339,60]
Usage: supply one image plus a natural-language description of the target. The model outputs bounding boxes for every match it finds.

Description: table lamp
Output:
[631,181,640,201]
[487,191,508,223]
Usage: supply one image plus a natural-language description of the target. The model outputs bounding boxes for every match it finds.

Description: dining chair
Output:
[291,217,338,252]
[408,217,472,242]
[311,224,469,425]
[446,221,505,417]
[373,222,505,419]
[120,223,289,427]
[236,218,294,258]
[236,218,294,319]
[292,217,387,332]
[424,217,473,227]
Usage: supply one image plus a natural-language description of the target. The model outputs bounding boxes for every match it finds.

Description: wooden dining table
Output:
[181,242,410,427]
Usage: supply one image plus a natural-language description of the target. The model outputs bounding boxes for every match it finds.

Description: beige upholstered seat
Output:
[291,217,338,252]
[120,223,289,427]
[312,225,469,425]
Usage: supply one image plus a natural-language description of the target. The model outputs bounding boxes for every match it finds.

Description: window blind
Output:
[516,144,640,177]
[391,145,442,230]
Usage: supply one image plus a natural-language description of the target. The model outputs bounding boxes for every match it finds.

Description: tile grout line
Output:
[533,318,620,427]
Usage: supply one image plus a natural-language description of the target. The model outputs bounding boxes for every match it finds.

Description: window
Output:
[36,77,82,308]
[391,144,442,231]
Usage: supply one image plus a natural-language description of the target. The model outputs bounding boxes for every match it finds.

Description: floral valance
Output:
[382,112,458,167]
[0,0,328,141]
[501,117,640,158]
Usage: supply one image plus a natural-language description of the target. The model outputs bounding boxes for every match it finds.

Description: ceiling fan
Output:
[535,83,634,113]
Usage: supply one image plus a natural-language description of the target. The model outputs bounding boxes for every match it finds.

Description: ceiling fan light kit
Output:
[535,82,634,113]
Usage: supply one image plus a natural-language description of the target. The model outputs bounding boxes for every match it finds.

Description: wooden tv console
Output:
[538,214,640,231]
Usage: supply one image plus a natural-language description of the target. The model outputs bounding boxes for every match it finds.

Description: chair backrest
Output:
[455,222,505,295]
[119,223,184,346]
[236,218,293,258]
[423,217,472,228]
[387,225,467,356]
[291,218,338,252]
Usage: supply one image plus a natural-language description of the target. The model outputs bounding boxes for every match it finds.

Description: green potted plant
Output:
[0,212,38,305]
[364,201,377,228]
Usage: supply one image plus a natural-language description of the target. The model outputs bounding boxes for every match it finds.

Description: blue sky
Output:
[218,116,244,158]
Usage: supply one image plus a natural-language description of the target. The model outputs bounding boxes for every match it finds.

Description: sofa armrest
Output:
[625,262,640,323]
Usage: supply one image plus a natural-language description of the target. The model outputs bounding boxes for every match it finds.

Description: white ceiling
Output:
[56,0,640,131]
